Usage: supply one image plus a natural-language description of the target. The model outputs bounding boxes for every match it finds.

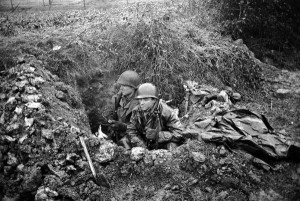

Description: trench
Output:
[78,71,120,134]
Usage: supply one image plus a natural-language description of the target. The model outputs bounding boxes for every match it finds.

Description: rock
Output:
[29,77,45,86]
[6,97,16,105]
[249,189,283,201]
[66,153,78,164]
[216,191,229,200]
[253,158,271,171]
[41,129,54,140]
[22,167,43,192]
[6,123,20,132]
[2,195,20,201]
[205,187,212,193]
[15,80,29,89]
[25,117,34,127]
[3,135,16,142]
[66,165,77,173]
[152,150,173,165]
[76,159,88,169]
[234,39,243,45]
[249,170,261,183]
[26,102,42,109]
[17,56,25,64]
[0,93,6,100]
[70,126,80,134]
[17,163,24,172]
[275,88,292,99]
[219,146,227,157]
[143,152,154,166]
[56,91,66,101]
[25,86,37,94]
[35,186,58,201]
[296,164,300,174]
[14,107,23,114]
[130,147,146,161]
[7,152,18,166]
[22,94,42,102]
[191,151,206,163]
[94,141,116,163]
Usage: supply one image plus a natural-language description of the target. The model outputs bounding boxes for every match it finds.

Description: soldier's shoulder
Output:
[132,104,140,112]
[160,100,175,115]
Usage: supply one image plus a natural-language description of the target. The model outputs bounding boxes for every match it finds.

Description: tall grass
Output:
[0,0,262,105]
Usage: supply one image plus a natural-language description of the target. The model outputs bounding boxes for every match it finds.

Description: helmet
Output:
[117,70,140,88]
[136,83,158,99]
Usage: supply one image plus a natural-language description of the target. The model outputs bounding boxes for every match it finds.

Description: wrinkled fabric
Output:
[107,92,139,139]
[127,100,183,148]
[108,93,139,124]
[185,109,300,161]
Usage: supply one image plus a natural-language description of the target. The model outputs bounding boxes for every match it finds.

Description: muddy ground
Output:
[0,54,299,201]
[0,0,300,200]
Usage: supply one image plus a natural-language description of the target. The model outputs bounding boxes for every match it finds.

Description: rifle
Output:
[113,93,122,121]
[109,93,122,142]
[147,99,161,149]
[154,100,162,149]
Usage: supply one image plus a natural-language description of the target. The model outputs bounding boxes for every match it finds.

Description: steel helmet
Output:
[117,70,140,89]
[136,83,158,99]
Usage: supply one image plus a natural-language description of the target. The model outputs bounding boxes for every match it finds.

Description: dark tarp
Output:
[184,109,300,162]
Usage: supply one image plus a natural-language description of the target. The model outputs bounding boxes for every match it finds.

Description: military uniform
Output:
[107,92,139,142]
[127,100,183,149]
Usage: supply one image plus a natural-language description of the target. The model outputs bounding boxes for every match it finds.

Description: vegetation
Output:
[0,0,298,103]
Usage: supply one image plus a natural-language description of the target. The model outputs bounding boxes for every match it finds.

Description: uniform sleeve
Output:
[127,110,147,148]
[160,105,183,143]
[106,94,121,121]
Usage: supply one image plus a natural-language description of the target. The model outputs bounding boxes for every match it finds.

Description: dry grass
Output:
[1,0,262,106]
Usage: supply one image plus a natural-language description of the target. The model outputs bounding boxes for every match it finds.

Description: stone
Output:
[56,91,66,101]
[152,150,173,165]
[219,146,227,157]
[6,97,16,105]
[143,152,154,166]
[249,189,283,201]
[216,191,229,200]
[25,117,34,127]
[7,152,18,166]
[234,39,243,45]
[191,151,206,163]
[0,93,6,100]
[130,147,146,161]
[205,187,212,193]
[22,94,42,102]
[14,107,23,114]
[30,77,45,86]
[26,102,42,109]
[17,164,25,172]
[275,88,292,99]
[253,158,271,171]
[42,129,54,140]
[249,170,261,183]
[25,86,37,94]
[94,142,116,163]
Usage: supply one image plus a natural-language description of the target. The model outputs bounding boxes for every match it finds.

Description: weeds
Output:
[0,1,263,107]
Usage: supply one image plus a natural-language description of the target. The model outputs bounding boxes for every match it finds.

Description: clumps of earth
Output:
[0,55,299,201]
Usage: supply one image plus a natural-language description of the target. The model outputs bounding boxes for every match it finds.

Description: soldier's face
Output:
[120,85,135,97]
[138,98,156,111]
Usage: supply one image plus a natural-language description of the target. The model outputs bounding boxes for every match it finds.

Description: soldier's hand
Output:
[145,128,157,140]
[109,120,127,131]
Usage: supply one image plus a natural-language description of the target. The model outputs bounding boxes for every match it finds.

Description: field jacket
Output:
[127,100,183,148]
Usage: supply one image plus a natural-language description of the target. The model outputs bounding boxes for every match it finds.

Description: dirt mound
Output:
[0,55,92,200]
[1,55,299,201]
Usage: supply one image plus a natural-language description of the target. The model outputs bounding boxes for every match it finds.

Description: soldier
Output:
[127,83,184,150]
[107,70,140,149]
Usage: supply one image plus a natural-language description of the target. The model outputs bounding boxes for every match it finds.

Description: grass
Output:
[0,1,263,107]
